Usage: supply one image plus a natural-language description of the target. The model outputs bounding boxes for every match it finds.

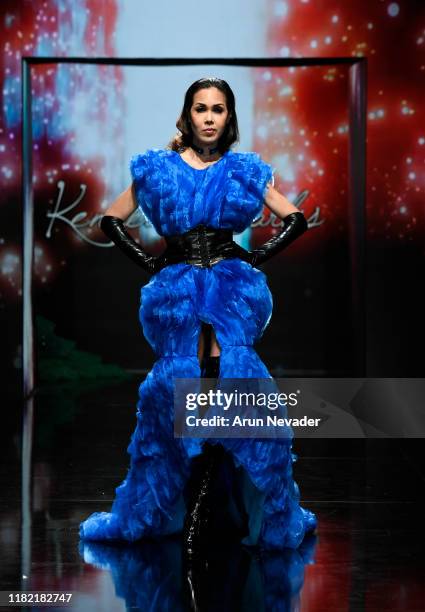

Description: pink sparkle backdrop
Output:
[262,0,424,242]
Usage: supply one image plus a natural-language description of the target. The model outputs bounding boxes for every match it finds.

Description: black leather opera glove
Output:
[233,211,308,267]
[100,215,169,275]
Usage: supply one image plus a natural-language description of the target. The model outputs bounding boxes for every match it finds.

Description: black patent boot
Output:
[183,442,217,560]
[202,354,220,378]
[182,354,222,610]
[183,354,221,557]
[183,441,224,611]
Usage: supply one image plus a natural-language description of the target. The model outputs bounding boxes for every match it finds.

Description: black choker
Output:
[191,143,219,155]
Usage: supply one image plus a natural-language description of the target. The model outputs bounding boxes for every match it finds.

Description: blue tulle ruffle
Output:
[79,148,317,550]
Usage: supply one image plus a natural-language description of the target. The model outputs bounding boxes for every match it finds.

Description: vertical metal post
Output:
[22,57,35,398]
[21,57,34,586]
[348,58,367,376]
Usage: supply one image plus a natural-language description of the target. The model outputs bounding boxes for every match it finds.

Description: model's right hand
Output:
[100,215,168,276]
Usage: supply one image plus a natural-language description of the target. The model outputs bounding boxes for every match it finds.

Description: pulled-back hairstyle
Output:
[166,77,239,153]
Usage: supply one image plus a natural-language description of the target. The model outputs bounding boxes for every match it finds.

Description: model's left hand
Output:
[232,211,309,268]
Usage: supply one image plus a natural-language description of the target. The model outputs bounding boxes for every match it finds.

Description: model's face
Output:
[188,87,231,148]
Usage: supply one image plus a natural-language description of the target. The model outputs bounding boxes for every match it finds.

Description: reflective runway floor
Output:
[2,378,425,611]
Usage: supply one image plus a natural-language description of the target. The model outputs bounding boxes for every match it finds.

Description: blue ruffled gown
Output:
[79,147,317,550]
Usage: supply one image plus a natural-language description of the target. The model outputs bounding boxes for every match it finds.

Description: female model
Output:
[79,77,317,556]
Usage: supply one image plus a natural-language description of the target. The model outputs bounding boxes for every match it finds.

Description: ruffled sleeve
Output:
[129,151,151,221]
[248,152,274,223]
[223,152,274,233]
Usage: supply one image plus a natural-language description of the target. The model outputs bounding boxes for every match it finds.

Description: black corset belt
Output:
[163,224,242,268]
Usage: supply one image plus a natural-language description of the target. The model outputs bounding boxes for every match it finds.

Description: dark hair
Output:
[166,77,239,153]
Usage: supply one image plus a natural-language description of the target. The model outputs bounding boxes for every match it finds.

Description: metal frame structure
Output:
[22,55,366,399]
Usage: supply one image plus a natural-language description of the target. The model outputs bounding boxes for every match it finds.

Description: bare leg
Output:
[209,327,221,357]
[197,324,221,364]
